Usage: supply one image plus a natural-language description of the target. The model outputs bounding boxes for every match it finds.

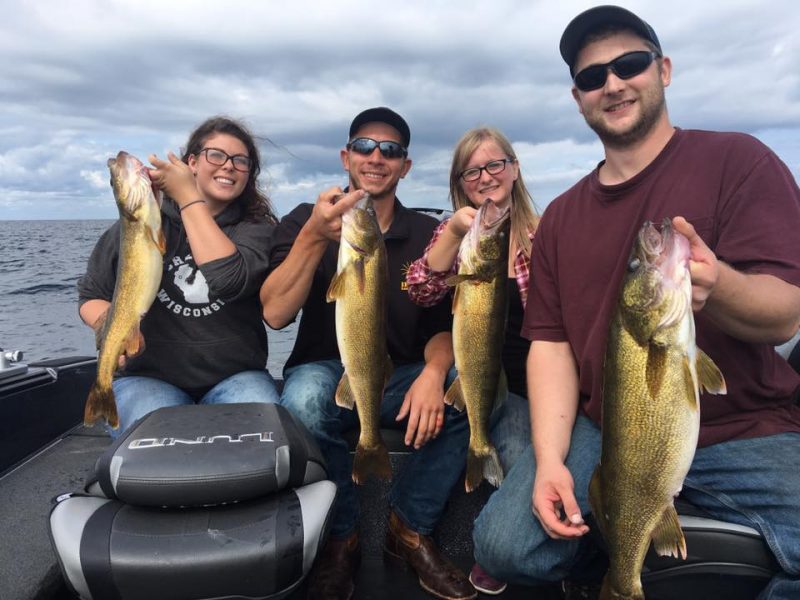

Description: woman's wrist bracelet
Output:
[180,199,206,212]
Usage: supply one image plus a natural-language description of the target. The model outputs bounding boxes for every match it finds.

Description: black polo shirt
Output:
[269,199,452,373]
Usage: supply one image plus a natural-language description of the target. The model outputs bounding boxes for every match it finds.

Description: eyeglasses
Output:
[347,137,407,159]
[459,158,515,182]
[198,147,252,172]
[573,50,659,92]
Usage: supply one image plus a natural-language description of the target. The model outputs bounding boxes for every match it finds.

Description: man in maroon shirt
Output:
[472,6,800,598]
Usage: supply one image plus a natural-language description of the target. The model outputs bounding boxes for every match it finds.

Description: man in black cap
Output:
[261,107,475,600]
[472,5,800,599]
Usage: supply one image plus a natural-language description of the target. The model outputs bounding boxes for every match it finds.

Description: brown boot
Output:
[384,511,476,600]
[307,532,361,600]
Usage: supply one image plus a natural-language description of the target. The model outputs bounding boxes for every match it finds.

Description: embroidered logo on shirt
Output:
[400,261,411,290]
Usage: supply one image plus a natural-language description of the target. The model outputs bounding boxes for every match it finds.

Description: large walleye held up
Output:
[445,201,510,492]
[326,193,393,484]
[590,219,726,600]
[84,151,165,429]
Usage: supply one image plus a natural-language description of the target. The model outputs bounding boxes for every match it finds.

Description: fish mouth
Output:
[478,200,511,234]
[108,150,163,208]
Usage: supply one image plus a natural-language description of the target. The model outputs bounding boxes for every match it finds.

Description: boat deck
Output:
[1,419,560,600]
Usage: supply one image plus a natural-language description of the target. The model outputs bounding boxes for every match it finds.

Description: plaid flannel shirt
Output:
[406,218,532,309]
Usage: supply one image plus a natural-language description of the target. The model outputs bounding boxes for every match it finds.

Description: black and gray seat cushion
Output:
[50,480,335,600]
[94,402,326,507]
[49,402,335,600]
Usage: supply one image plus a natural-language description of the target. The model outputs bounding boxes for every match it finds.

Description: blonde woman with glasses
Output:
[406,126,540,595]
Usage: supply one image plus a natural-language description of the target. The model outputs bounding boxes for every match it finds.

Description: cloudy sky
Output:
[1,0,799,220]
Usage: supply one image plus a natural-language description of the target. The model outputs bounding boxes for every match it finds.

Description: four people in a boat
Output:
[78,5,800,599]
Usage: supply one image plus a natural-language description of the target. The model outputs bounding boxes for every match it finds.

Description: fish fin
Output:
[443,377,466,411]
[588,467,608,541]
[352,439,392,484]
[446,273,478,286]
[645,343,668,399]
[326,269,346,302]
[696,348,727,395]
[147,225,166,255]
[92,311,108,350]
[334,373,356,410]
[354,257,366,293]
[682,357,699,410]
[123,324,144,359]
[465,445,504,493]
[84,382,119,429]
[451,283,460,314]
[651,505,687,560]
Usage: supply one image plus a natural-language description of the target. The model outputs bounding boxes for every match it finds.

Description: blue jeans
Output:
[110,370,280,438]
[490,391,530,472]
[473,415,800,600]
[280,359,468,538]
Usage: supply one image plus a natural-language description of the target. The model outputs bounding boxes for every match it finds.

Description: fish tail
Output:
[84,382,120,429]
[465,444,504,493]
[352,440,392,485]
[599,575,643,600]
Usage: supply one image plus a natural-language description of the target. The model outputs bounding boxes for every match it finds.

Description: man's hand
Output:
[306,187,365,243]
[396,367,446,449]
[673,216,720,312]
[532,460,589,540]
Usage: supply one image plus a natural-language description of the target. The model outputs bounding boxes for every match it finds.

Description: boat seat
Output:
[49,403,335,600]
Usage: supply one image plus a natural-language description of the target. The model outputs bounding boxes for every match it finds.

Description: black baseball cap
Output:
[559,5,661,76]
[348,107,411,148]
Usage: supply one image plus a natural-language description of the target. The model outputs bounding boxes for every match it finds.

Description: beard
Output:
[584,83,667,150]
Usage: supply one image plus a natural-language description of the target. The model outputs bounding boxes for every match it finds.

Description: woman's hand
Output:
[447,206,478,238]
[149,152,200,207]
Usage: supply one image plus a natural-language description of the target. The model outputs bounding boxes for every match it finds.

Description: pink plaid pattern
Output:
[406,218,532,308]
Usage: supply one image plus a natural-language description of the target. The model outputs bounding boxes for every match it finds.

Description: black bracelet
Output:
[180,199,206,212]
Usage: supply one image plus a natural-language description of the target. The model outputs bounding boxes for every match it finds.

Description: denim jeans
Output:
[110,370,280,438]
[280,359,468,538]
[473,415,800,600]
[489,391,530,472]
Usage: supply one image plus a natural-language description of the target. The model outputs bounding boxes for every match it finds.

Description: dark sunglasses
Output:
[347,137,407,159]
[573,50,659,92]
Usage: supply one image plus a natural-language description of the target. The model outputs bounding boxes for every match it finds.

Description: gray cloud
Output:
[0,0,798,220]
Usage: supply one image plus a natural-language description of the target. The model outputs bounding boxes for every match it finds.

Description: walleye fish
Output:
[326,193,392,484]
[590,219,726,600]
[84,151,165,428]
[444,201,510,492]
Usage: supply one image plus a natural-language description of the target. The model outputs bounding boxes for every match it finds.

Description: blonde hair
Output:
[449,127,540,259]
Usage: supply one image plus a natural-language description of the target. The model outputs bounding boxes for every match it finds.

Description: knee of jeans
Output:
[281,383,343,435]
[473,509,518,573]
[473,505,570,582]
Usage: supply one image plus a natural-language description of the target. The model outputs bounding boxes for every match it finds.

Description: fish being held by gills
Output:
[590,219,726,600]
[84,152,165,428]
[445,200,510,492]
[326,193,393,484]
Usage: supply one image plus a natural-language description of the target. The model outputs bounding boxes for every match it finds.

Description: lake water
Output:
[1,219,797,374]
[0,220,295,376]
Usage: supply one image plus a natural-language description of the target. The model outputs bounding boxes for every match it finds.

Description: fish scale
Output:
[445,201,510,492]
[591,219,726,600]
[84,151,165,429]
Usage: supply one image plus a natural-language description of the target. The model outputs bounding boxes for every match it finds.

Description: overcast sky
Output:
[1,0,798,220]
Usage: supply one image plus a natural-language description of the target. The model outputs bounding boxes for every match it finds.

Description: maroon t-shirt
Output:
[523,128,800,447]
